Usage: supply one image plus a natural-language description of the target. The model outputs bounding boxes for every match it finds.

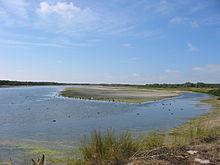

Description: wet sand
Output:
[61,86,182,103]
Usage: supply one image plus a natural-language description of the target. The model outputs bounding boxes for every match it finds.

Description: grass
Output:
[208,89,220,99]
[142,132,165,150]
[66,125,220,165]
[79,130,139,165]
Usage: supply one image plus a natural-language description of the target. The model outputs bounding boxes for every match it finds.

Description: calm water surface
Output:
[0,86,211,163]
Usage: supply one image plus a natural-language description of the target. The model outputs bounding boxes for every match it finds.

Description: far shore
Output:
[60,86,182,103]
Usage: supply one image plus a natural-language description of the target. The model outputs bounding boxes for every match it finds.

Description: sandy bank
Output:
[60,86,181,103]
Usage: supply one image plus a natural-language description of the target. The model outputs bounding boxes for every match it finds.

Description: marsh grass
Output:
[142,132,165,150]
[79,130,139,165]
[166,124,220,147]
[70,123,220,165]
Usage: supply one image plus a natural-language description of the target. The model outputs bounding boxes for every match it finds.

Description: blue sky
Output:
[0,0,220,84]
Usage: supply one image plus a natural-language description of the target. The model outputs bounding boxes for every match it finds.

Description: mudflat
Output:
[61,86,181,103]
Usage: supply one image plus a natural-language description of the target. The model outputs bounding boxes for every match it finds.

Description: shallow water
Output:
[0,86,211,163]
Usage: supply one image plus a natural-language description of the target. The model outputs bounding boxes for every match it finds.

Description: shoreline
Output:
[170,95,220,134]
[127,95,220,164]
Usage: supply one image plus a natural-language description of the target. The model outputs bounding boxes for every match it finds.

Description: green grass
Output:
[142,132,165,150]
[78,130,139,165]
[0,162,12,165]
[167,123,220,147]
[66,124,220,165]
[208,89,220,99]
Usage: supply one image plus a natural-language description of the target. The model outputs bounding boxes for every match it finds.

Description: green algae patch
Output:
[0,139,78,164]
[0,162,12,165]
[19,145,63,155]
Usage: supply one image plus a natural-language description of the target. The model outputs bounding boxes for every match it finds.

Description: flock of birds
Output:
[135,100,184,116]
[10,95,184,123]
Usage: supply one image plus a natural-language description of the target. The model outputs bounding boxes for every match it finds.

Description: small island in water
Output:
[60,86,181,103]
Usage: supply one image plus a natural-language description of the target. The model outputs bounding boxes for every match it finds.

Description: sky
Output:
[0,0,220,84]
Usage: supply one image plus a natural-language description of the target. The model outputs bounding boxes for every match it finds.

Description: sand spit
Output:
[61,86,182,103]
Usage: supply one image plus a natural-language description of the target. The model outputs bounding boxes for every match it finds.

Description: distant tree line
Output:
[101,82,220,88]
[1,80,220,88]
[143,82,220,88]
[0,80,73,86]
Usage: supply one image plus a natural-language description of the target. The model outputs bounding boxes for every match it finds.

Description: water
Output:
[0,86,211,163]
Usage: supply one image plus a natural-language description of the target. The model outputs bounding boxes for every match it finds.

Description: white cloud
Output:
[0,8,11,25]
[37,2,92,19]
[169,16,200,29]
[132,73,140,77]
[0,40,65,48]
[201,14,220,27]
[190,21,199,28]
[144,0,173,15]
[0,1,159,39]
[187,43,199,52]
[165,69,179,73]
[36,1,98,35]
[122,43,134,48]
[169,16,185,24]
[121,57,139,64]
[156,0,171,15]
[192,64,220,73]
[190,3,209,13]
[0,39,95,48]
[0,0,29,19]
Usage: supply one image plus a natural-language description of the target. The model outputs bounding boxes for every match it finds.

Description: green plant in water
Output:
[32,154,46,165]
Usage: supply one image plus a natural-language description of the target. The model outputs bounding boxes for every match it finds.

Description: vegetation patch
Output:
[80,130,139,165]
[66,125,220,165]
[0,162,12,165]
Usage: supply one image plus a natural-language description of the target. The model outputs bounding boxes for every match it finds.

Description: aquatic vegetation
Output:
[22,145,63,155]
[0,162,12,165]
